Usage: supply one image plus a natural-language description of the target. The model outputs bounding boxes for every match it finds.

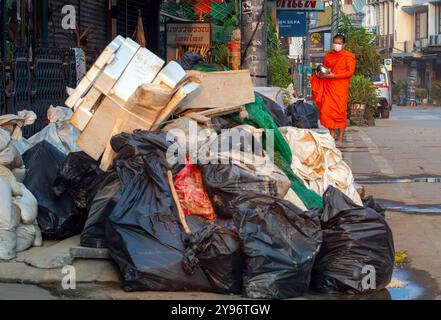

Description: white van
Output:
[371,65,392,119]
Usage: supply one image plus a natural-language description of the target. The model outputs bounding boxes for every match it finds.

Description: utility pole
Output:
[241,0,268,86]
[331,0,340,39]
[386,0,390,59]
[303,12,311,98]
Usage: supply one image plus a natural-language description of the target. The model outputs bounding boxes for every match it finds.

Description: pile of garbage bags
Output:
[0,37,395,299]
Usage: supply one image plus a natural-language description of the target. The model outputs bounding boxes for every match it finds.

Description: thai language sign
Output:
[166,23,211,47]
[270,0,325,11]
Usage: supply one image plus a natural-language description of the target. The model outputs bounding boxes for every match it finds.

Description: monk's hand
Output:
[317,71,324,78]
[323,73,335,79]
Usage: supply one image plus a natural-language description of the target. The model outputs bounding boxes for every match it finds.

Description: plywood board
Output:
[178,70,255,110]
[77,97,121,160]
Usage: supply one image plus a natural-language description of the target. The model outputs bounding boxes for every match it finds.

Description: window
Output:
[436,3,441,33]
[416,11,428,39]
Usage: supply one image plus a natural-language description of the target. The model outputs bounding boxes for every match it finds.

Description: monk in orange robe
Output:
[310,34,356,147]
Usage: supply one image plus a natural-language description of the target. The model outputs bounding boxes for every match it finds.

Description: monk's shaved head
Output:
[333,34,346,44]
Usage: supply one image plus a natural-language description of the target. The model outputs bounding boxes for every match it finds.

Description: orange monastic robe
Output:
[310,49,356,129]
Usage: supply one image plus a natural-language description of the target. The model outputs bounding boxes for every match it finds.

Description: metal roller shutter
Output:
[48,0,107,51]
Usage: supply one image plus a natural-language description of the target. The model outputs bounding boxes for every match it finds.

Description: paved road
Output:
[343,106,441,299]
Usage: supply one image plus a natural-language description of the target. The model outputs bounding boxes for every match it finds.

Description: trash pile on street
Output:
[0,36,395,299]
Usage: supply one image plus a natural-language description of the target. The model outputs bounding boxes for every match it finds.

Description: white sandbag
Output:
[0,110,37,139]
[0,230,16,260]
[0,178,19,261]
[11,138,33,155]
[0,111,36,155]
[28,106,81,155]
[0,177,14,229]
[0,128,10,150]
[0,165,23,197]
[13,183,38,225]
[11,167,27,183]
[280,127,362,206]
[16,224,36,253]
[33,221,43,247]
[0,142,23,169]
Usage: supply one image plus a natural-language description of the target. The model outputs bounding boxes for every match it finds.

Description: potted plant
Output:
[348,75,379,126]
[416,88,428,105]
[430,81,441,105]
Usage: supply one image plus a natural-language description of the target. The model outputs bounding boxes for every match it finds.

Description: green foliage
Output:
[349,75,378,125]
[392,80,407,102]
[349,75,378,106]
[337,14,382,77]
[211,43,229,65]
[430,81,441,103]
[268,53,291,88]
[267,8,291,88]
[416,88,428,100]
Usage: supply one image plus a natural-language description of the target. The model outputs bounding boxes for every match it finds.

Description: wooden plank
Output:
[197,105,245,118]
[99,118,124,171]
[178,70,255,110]
[76,97,121,160]
[70,86,103,131]
[150,82,200,131]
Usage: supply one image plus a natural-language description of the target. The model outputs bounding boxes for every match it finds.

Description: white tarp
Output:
[280,127,363,206]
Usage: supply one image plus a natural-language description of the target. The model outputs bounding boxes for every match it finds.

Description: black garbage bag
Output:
[363,195,386,216]
[22,141,87,239]
[200,162,290,219]
[105,131,213,292]
[310,187,395,294]
[210,116,241,133]
[80,172,121,248]
[232,194,322,299]
[53,152,106,210]
[286,100,319,129]
[255,92,290,127]
[183,220,243,294]
[177,52,206,70]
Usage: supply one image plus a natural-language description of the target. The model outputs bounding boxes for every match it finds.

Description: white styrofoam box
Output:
[65,36,125,109]
[108,47,165,107]
[94,37,140,95]
[152,61,187,90]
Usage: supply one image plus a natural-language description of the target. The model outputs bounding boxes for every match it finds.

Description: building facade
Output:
[365,0,441,100]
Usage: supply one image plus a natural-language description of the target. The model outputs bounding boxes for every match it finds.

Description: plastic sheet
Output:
[232,194,322,299]
[310,187,395,294]
[174,160,217,221]
[177,52,206,70]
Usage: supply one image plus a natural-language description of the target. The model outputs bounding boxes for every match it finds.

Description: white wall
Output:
[394,0,413,45]
[428,3,437,36]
